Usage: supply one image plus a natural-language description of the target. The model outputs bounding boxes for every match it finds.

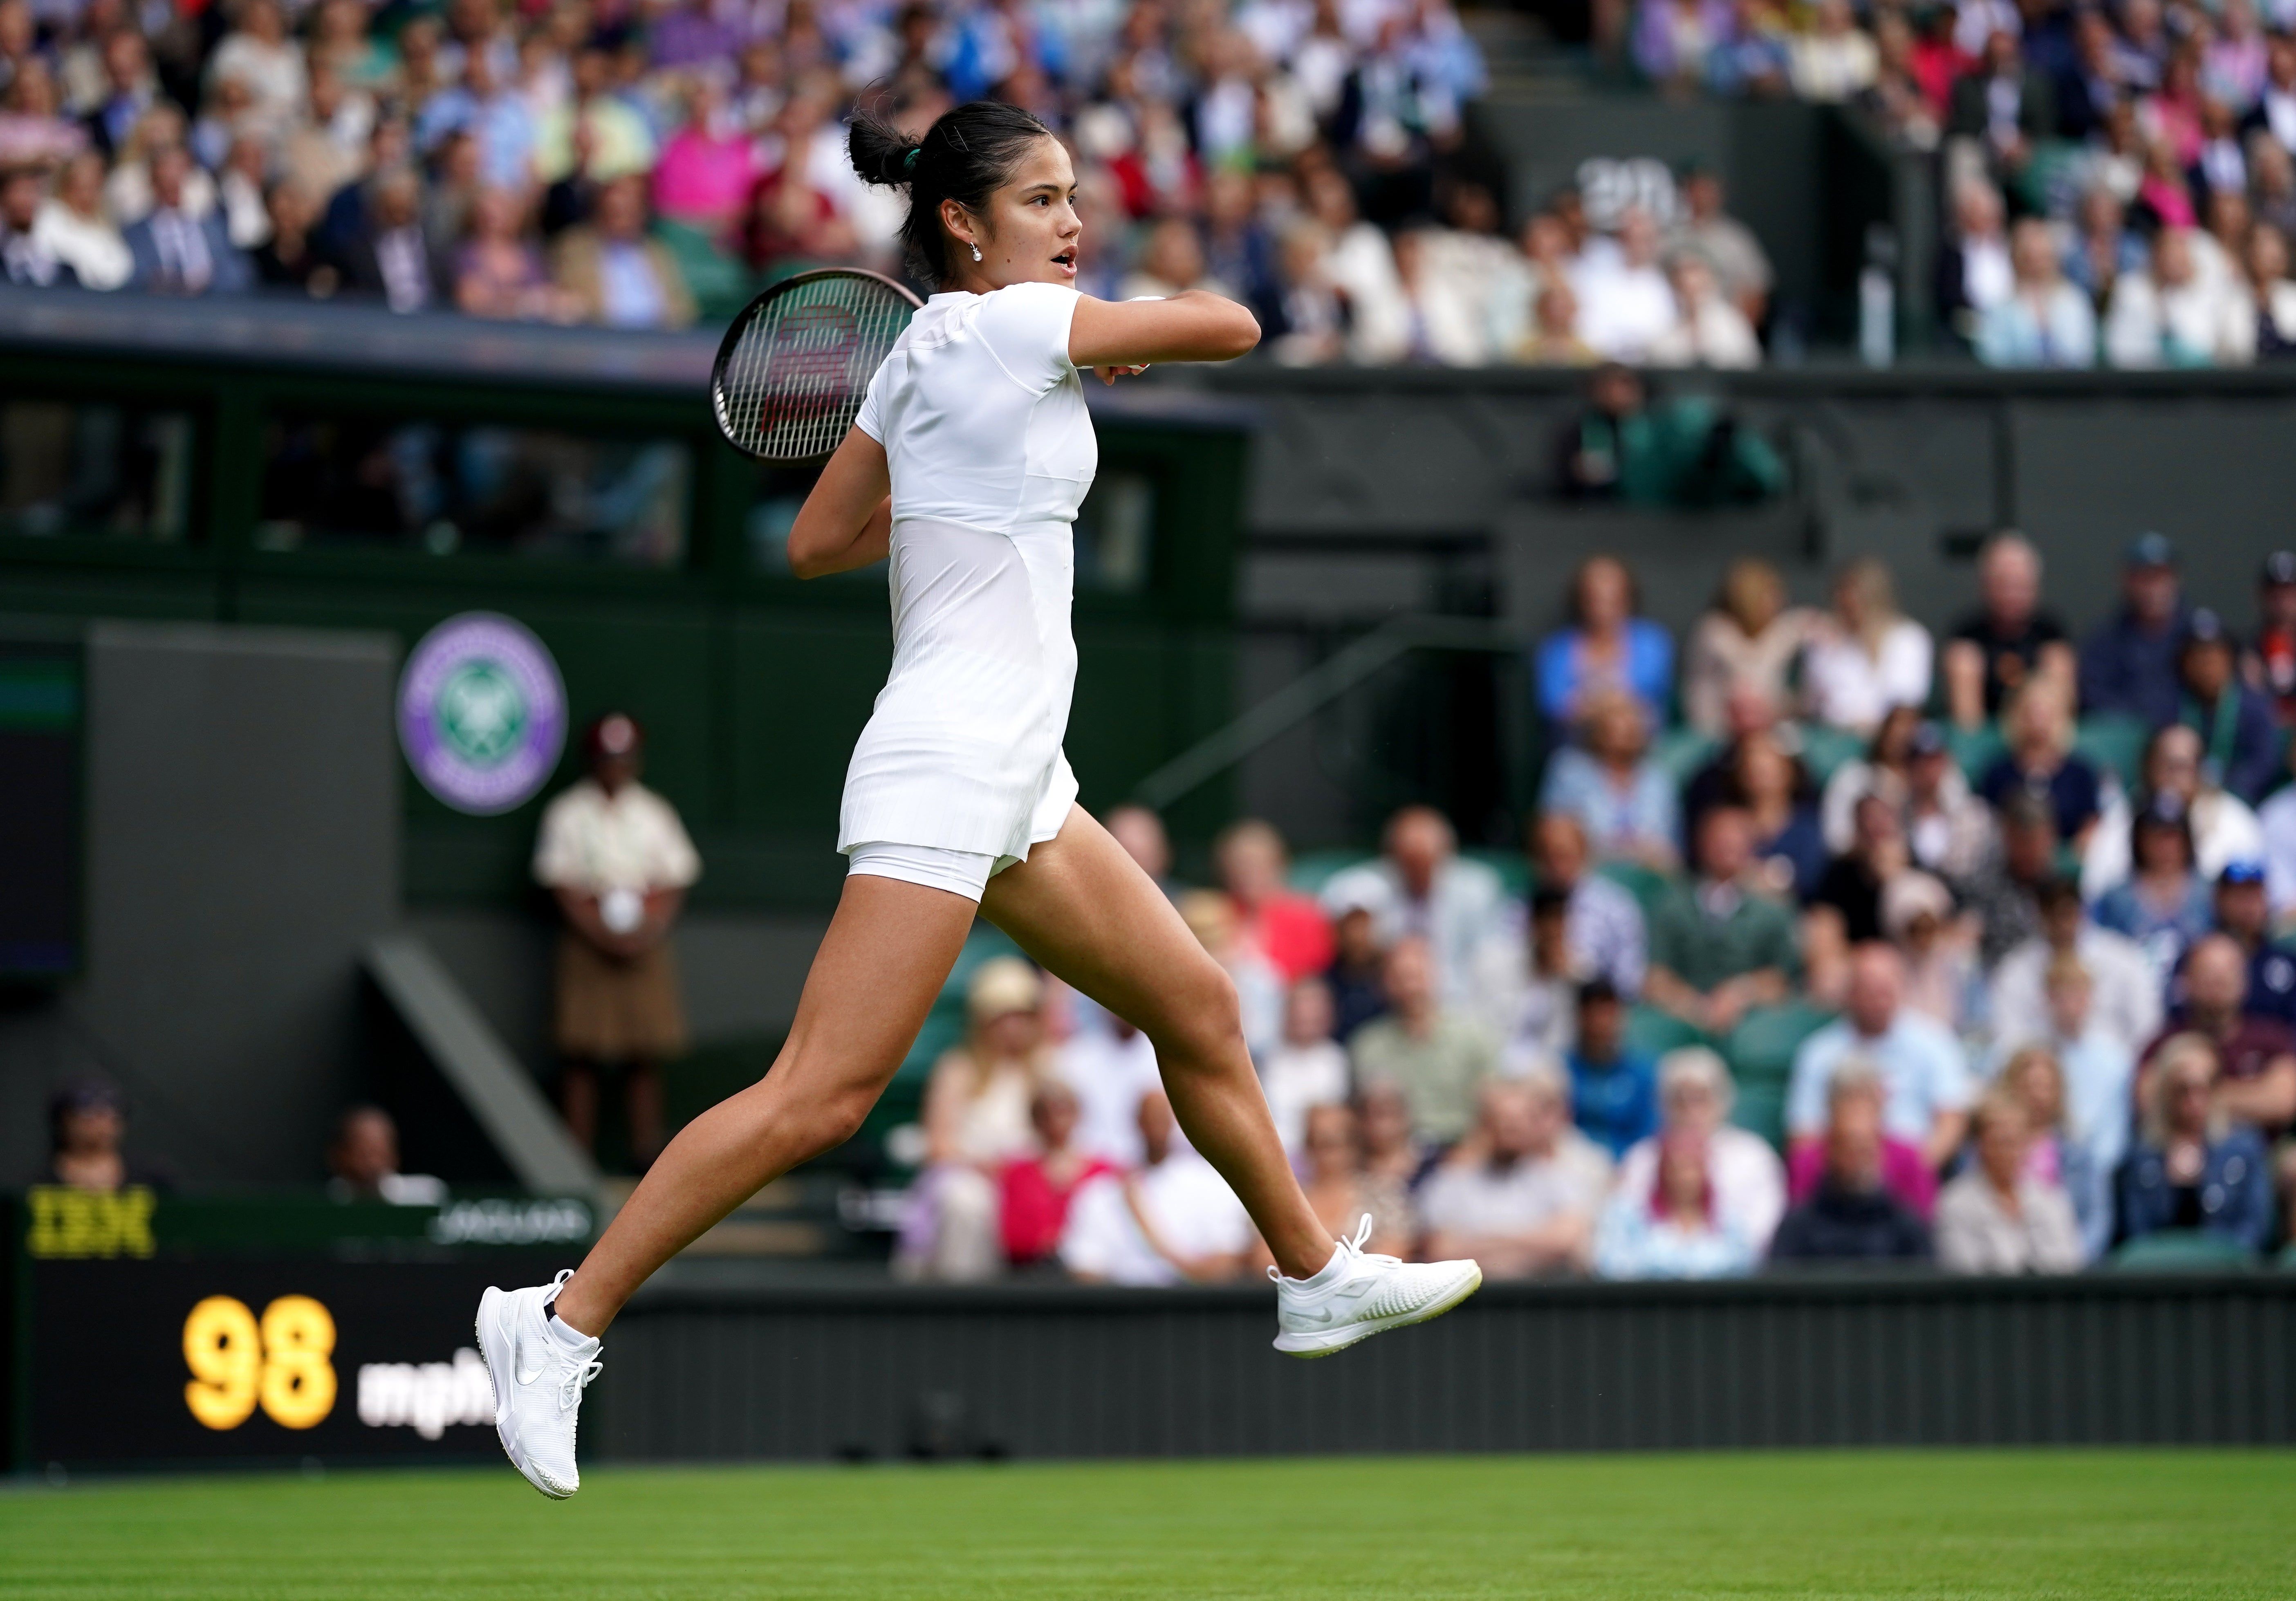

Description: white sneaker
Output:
[1272,1216,1482,1358]
[475,1269,602,1499]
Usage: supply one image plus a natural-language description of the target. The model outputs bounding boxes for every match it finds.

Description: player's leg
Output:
[980,805,1330,1277]
[553,872,976,1334]
[981,805,1481,1355]
[477,872,975,1498]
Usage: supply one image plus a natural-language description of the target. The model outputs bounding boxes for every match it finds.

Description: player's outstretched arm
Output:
[787,427,893,579]
[1070,290,1259,371]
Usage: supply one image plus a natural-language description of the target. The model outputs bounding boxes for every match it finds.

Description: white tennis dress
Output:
[841,280,1094,898]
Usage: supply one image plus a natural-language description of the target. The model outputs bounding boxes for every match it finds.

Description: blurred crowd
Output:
[897,529,2296,1283]
[0,0,1802,366]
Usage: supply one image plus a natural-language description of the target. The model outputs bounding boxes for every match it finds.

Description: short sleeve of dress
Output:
[972,281,1080,394]
[852,356,891,442]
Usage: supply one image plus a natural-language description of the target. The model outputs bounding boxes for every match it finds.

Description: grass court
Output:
[4,1450,2288,1599]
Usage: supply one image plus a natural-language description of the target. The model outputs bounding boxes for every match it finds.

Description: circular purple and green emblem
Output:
[398,612,566,815]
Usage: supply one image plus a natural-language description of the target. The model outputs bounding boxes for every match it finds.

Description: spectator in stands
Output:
[1419,1073,1611,1278]
[1681,683,1785,837]
[1977,216,2098,367]
[1061,1090,1255,1285]
[1944,532,2074,729]
[124,143,249,296]
[2128,724,2267,885]
[1937,178,2013,345]
[1321,888,1390,1043]
[1615,1045,1787,1248]
[1539,687,1682,872]
[2079,533,2188,726]
[1104,803,1180,899]
[1648,249,1762,368]
[1563,978,1658,1159]
[1990,875,2164,1059]
[552,172,695,330]
[1321,805,1506,1008]
[334,164,448,312]
[1260,1101,1415,1265]
[32,150,129,291]
[2094,795,2215,987]
[2177,610,2281,804]
[1666,165,1772,326]
[1992,970,2132,1260]
[2206,861,2296,1025]
[2143,933,2296,1137]
[1594,1129,1761,1279]
[255,179,340,298]
[1179,889,1284,1064]
[1768,1063,1933,1264]
[532,712,700,1172]
[1646,805,1798,1034]
[1682,557,1814,739]
[2103,228,2248,368]
[1498,890,1578,1069]
[1260,978,1350,1159]
[1788,942,1974,1171]
[1884,870,1974,1032]
[324,1105,446,1206]
[1729,727,1826,903]
[901,957,1050,1282]
[1812,792,1909,951]
[2115,1032,2274,1253]
[1905,720,1998,883]
[1302,166,1409,364]
[1536,554,1676,733]
[1527,809,1648,996]
[1355,1077,1432,1194]
[40,1079,170,1193]
[2246,550,2296,722]
[1820,705,1921,854]
[455,184,569,320]
[0,163,73,286]
[1056,1009,1161,1168]
[1978,679,2101,853]
[1215,818,1332,984]
[2064,184,2145,309]
[1576,208,1677,364]
[1554,361,1785,506]
[998,1081,1113,1272]
[1935,1091,2083,1273]
[1801,557,1934,737]
[1348,934,1497,1148]
[1964,792,2061,968]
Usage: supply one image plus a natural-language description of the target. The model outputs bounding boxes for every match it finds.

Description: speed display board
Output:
[26,1255,574,1470]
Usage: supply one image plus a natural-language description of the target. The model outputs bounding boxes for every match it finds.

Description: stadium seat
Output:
[1796,724,1864,785]
[2074,713,2152,791]
[1651,727,1716,785]
[1723,1001,1834,1150]
[653,220,753,324]
[2106,1231,2259,1272]
[1594,859,1677,924]
[1624,1004,1705,1060]
[1946,722,2007,785]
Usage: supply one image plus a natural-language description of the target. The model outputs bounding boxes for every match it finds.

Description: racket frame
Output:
[709,267,926,463]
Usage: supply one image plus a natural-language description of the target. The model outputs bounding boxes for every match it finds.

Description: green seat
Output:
[1289,850,1371,897]
[1946,722,2007,786]
[1651,727,1717,785]
[1724,1001,1834,1150]
[2107,1231,2258,1273]
[1796,723,1865,785]
[653,220,753,324]
[1595,859,1678,924]
[1625,1005,1706,1060]
[2074,713,2152,791]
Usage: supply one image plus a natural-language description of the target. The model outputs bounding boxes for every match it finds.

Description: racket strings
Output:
[715,274,917,462]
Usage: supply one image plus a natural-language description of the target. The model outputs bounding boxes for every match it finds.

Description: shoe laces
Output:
[543,1268,602,1412]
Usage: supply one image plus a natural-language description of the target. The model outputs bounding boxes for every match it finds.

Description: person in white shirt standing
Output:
[480,99,1480,1502]
[531,711,700,1172]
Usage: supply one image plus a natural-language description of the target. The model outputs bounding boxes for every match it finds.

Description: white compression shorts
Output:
[845,841,1022,904]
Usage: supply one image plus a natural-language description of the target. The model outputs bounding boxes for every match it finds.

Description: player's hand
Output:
[1094,364,1149,385]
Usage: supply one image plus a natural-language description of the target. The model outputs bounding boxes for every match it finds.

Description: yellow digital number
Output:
[181,1294,339,1431]
[182,1296,262,1431]
[257,1296,338,1430]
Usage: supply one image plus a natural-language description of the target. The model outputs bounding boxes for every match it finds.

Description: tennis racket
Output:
[710,268,924,462]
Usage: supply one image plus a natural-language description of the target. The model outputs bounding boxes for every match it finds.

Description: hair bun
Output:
[848,110,919,189]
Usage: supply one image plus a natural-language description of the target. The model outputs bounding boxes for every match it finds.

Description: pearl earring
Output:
[970,242,983,262]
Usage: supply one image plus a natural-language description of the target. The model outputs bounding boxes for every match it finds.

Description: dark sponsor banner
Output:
[30,1256,575,1469]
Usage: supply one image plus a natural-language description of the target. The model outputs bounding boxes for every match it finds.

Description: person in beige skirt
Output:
[532,712,700,1169]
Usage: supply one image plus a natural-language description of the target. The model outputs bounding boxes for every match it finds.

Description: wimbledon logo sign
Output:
[397,612,567,816]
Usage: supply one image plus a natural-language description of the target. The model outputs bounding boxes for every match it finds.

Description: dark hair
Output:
[1576,977,1622,1009]
[1529,888,1571,921]
[848,99,1056,283]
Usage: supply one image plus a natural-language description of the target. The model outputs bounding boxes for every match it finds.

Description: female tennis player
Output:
[478,100,1482,1498]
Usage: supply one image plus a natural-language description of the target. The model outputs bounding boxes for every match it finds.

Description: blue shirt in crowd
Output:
[1787,1011,1975,1145]
[1978,752,2103,843]
[2078,607,2187,729]
[1534,619,1675,730]
[1565,1046,1660,1159]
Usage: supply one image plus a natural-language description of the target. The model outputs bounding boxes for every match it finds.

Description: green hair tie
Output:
[903,147,920,174]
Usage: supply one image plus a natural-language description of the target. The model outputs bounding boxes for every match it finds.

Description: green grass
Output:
[3,1452,2290,1599]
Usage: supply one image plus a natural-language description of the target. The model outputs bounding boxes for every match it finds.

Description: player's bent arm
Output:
[788,427,893,579]
[1070,290,1259,368]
